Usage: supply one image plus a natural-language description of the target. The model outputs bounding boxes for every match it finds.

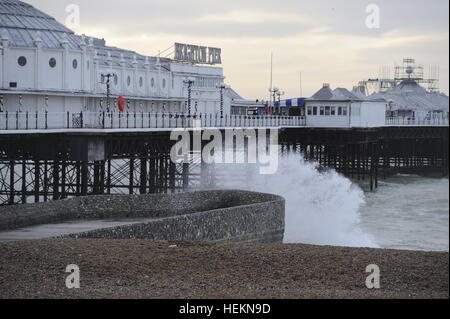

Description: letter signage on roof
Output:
[174,43,222,65]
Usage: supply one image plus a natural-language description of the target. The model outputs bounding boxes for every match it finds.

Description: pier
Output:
[0,112,448,206]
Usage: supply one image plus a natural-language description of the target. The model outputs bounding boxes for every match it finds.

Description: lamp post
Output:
[183,77,195,116]
[276,90,285,115]
[268,87,279,115]
[216,83,230,118]
[101,73,115,112]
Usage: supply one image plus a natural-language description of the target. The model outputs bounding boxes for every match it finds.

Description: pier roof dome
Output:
[0,0,81,49]
[309,84,372,102]
[0,0,166,69]
[370,81,449,112]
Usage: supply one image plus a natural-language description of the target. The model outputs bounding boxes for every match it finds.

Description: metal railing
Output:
[386,116,449,126]
[0,111,307,131]
[0,111,447,131]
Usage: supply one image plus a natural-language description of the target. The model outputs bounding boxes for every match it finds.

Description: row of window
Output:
[194,77,222,88]
[100,74,167,89]
[307,106,348,116]
[17,56,215,92]
[18,56,79,70]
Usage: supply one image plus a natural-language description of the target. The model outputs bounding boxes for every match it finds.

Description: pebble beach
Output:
[0,239,447,299]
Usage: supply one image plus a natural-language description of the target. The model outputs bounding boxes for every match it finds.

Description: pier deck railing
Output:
[386,116,449,126]
[0,111,306,131]
[0,112,448,131]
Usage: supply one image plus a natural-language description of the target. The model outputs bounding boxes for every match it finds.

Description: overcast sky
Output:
[28,0,449,99]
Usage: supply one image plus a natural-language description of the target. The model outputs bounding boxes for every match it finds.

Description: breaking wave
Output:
[202,154,378,248]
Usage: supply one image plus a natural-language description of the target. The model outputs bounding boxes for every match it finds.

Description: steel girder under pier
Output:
[0,126,448,205]
[0,133,189,205]
[279,127,449,191]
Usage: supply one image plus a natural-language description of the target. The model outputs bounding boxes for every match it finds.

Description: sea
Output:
[210,155,449,252]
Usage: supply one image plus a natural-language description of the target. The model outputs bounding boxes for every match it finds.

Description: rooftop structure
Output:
[370,81,449,117]
[310,83,384,102]
[360,58,441,95]
[357,58,449,117]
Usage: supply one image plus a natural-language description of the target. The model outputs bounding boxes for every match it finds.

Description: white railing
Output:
[386,116,449,126]
[0,111,307,131]
[1,112,448,131]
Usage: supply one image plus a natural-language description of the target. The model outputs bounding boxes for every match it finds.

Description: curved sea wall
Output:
[0,190,285,243]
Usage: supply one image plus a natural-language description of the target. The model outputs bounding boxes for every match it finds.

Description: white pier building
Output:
[305,84,387,128]
[0,1,447,131]
[0,0,231,115]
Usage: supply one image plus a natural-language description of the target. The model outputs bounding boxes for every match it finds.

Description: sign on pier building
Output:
[174,43,222,65]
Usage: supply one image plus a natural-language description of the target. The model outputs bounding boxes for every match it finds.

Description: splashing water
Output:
[203,154,378,248]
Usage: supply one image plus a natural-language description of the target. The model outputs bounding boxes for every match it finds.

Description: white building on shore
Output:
[0,0,231,115]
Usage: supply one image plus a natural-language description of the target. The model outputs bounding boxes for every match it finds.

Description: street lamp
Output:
[216,83,230,118]
[183,77,195,116]
[101,73,115,112]
[268,87,279,115]
[276,90,285,115]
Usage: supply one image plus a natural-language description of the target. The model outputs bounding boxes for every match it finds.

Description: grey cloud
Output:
[27,0,448,39]
[94,20,312,38]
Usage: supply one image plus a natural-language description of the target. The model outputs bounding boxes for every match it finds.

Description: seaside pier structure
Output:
[0,1,448,205]
[0,114,448,205]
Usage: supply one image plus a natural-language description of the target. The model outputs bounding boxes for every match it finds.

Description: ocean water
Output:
[359,175,449,252]
[207,154,449,252]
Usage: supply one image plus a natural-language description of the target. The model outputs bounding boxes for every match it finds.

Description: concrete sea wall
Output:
[0,190,285,243]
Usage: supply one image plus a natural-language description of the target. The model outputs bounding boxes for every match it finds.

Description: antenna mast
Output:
[269,52,273,105]
[299,72,303,97]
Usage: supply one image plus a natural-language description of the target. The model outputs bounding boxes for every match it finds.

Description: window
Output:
[49,58,56,68]
[313,106,318,116]
[343,106,348,116]
[162,78,166,89]
[139,77,143,87]
[151,78,155,88]
[338,107,343,116]
[18,56,27,67]
[307,106,312,116]
[325,106,331,116]
[320,106,325,116]
[331,106,336,116]
[127,76,131,87]
[72,59,78,69]
[114,74,118,86]
[87,60,90,70]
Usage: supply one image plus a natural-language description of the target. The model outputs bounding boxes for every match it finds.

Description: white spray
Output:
[201,154,378,248]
